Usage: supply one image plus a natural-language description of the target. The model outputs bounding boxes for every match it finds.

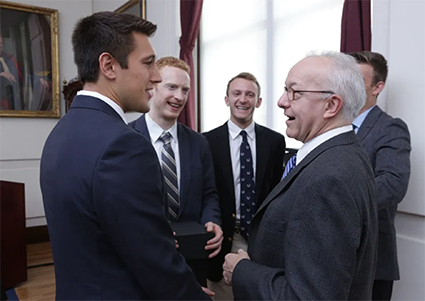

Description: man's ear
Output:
[323,94,343,119]
[98,52,116,80]
[256,97,262,108]
[225,96,229,106]
[372,81,385,97]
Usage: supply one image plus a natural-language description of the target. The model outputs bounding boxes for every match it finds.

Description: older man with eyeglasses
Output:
[223,51,378,301]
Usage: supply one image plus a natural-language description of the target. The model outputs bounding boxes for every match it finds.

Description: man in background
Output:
[223,51,378,300]
[40,12,210,300]
[204,72,285,300]
[130,56,223,287]
[349,51,411,301]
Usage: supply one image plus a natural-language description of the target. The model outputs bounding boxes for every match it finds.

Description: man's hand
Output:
[173,231,179,249]
[201,286,215,297]
[223,249,250,285]
[0,71,16,83]
[204,221,223,258]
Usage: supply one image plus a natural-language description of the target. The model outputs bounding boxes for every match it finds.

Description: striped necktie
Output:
[281,154,297,180]
[159,131,179,222]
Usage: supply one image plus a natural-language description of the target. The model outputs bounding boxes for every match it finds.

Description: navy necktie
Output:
[281,154,297,180]
[159,132,179,222]
[239,130,256,240]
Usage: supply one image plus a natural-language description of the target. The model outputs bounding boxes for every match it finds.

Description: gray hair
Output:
[306,51,366,121]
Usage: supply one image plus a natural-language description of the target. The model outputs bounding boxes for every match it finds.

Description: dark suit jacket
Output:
[232,131,378,300]
[40,95,209,300]
[203,122,285,282]
[129,114,220,226]
[357,105,411,281]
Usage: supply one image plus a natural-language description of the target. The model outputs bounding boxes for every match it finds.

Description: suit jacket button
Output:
[228,237,232,242]
[232,214,236,218]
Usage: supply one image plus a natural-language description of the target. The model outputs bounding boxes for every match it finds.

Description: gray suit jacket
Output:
[357,105,411,281]
[232,131,378,300]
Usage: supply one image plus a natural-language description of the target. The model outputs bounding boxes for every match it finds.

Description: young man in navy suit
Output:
[130,57,223,287]
[349,51,411,301]
[40,12,211,300]
[204,72,286,300]
[223,52,378,300]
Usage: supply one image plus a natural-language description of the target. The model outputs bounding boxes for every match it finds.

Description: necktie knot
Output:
[159,131,171,145]
[240,130,248,143]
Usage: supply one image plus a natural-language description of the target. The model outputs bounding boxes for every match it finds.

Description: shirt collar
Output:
[352,105,376,130]
[146,113,178,142]
[77,90,127,124]
[227,119,255,140]
[297,125,353,165]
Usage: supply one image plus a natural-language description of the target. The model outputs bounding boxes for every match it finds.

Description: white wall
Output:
[372,0,425,300]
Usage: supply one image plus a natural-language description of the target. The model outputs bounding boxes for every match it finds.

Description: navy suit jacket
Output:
[129,114,221,226]
[233,131,378,300]
[40,95,210,300]
[203,122,285,282]
[357,105,411,281]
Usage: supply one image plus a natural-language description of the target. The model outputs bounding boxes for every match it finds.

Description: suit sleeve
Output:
[233,175,364,300]
[374,118,411,210]
[92,131,210,300]
[199,135,221,226]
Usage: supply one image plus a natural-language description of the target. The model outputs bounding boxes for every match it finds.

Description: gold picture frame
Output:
[115,0,146,18]
[0,1,59,118]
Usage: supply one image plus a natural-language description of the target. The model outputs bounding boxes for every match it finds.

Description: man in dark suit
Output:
[130,56,223,287]
[349,51,411,301]
[223,51,378,300]
[204,72,286,300]
[40,12,211,300]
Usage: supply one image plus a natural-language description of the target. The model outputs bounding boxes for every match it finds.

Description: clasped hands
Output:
[223,249,250,285]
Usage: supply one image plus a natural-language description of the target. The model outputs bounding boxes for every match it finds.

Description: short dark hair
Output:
[226,72,261,98]
[347,51,388,85]
[72,11,157,83]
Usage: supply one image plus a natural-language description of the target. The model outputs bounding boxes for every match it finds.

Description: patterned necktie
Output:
[239,130,256,240]
[159,132,179,222]
[281,154,297,180]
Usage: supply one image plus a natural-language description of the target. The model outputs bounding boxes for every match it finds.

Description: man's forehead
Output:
[286,57,326,86]
[229,78,257,91]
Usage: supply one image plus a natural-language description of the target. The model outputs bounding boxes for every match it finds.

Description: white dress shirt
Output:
[228,120,257,220]
[145,113,181,188]
[297,125,353,165]
[76,90,127,124]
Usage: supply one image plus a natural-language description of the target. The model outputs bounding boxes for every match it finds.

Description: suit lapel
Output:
[357,106,382,142]
[254,124,269,204]
[177,123,191,218]
[215,123,235,197]
[133,114,151,141]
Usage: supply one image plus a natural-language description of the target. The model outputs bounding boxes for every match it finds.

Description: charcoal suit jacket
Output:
[232,131,378,300]
[357,105,411,281]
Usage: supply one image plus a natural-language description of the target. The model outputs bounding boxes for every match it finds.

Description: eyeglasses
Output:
[284,87,335,101]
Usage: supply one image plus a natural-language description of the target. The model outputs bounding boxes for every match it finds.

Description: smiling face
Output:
[225,78,262,129]
[277,57,332,143]
[113,32,161,113]
[148,65,190,129]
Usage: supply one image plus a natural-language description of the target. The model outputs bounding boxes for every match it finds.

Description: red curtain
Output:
[340,0,371,53]
[178,0,203,131]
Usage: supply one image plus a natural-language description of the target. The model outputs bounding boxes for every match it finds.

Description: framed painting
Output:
[0,1,59,118]
[115,0,146,18]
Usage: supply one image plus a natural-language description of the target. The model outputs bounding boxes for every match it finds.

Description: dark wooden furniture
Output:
[0,180,27,288]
